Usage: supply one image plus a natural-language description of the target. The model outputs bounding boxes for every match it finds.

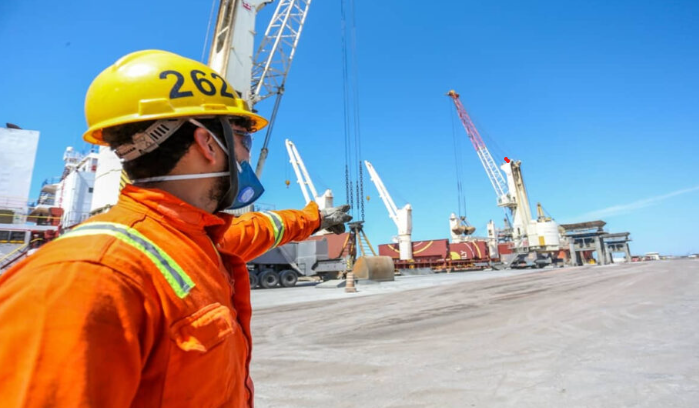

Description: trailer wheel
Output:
[259,269,279,289]
[279,269,298,287]
[249,272,259,289]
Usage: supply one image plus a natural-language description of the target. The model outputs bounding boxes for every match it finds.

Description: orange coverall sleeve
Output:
[0,262,151,407]
[213,201,322,261]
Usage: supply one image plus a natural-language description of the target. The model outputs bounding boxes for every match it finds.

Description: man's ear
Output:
[193,127,216,163]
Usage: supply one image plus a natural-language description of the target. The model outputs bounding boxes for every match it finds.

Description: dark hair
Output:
[102,118,226,180]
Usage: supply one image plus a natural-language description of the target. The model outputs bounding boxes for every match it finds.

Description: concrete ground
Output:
[250,260,699,407]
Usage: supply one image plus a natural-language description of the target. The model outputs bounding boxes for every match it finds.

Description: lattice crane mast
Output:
[447,90,514,209]
[364,161,412,261]
[208,0,313,178]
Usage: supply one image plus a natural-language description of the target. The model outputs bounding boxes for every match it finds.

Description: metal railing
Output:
[0,238,43,272]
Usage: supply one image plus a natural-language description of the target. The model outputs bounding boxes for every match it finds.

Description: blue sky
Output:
[1,0,697,255]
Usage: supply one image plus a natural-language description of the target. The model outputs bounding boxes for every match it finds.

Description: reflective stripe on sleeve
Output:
[57,222,195,298]
[261,211,285,248]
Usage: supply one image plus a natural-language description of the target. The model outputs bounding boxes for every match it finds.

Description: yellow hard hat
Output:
[83,49,268,145]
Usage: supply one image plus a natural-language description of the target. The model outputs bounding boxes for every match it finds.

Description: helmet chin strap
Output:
[131,172,228,184]
[215,116,239,212]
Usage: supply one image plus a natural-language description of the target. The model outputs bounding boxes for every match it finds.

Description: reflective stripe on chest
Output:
[58,222,195,298]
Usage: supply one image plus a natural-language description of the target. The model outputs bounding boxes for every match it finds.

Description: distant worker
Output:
[0,50,351,407]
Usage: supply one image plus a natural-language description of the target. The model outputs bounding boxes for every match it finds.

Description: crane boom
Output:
[251,0,312,178]
[364,160,412,260]
[208,0,272,103]
[285,139,333,210]
[285,139,317,204]
[364,161,399,226]
[250,0,311,105]
[447,90,512,208]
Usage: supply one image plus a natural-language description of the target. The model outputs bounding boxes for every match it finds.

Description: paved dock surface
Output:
[250,260,699,407]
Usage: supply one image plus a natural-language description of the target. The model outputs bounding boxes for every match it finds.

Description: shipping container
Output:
[498,242,514,255]
[379,238,492,272]
[450,241,489,261]
[379,239,449,260]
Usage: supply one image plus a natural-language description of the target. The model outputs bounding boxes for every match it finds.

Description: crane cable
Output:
[340,0,352,215]
[449,99,468,219]
[340,0,364,221]
[349,0,365,222]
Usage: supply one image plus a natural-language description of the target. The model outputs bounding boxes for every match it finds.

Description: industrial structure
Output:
[560,221,632,265]
[0,126,40,219]
[247,232,350,287]
[209,0,312,179]
[212,0,391,284]
[447,90,561,267]
[53,148,98,228]
[285,139,333,210]
[364,160,412,261]
[378,238,491,272]
[0,125,62,271]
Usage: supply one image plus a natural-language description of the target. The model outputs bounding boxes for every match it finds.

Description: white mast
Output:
[285,139,332,210]
[364,160,412,261]
[208,0,273,104]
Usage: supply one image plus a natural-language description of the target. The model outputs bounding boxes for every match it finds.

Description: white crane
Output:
[447,90,560,256]
[285,139,333,210]
[209,0,312,178]
[364,161,412,261]
[208,0,271,104]
[209,0,313,215]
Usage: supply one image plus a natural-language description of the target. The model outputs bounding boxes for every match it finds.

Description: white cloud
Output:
[567,185,699,222]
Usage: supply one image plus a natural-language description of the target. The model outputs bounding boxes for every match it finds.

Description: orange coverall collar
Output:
[120,184,226,231]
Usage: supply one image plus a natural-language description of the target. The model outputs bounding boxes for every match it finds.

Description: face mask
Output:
[131,117,265,212]
[232,161,265,209]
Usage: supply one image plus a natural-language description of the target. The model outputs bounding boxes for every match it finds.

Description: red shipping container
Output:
[411,239,449,259]
[498,242,513,255]
[475,241,489,260]
[379,239,449,260]
[378,243,400,259]
[449,241,490,261]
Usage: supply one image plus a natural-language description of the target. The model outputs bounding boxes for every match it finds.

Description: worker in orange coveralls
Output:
[0,50,351,408]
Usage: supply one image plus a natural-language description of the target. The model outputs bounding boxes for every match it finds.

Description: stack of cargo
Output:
[497,242,514,257]
[379,238,490,272]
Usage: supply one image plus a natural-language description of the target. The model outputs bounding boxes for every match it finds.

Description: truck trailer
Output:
[247,232,350,288]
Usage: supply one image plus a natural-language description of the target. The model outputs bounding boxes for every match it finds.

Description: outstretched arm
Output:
[213,201,322,261]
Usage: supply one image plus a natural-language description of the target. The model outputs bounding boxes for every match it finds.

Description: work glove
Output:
[320,204,352,234]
